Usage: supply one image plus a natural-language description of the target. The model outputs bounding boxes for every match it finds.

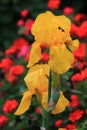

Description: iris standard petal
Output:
[15,90,32,115]
[27,42,41,68]
[31,11,56,45]
[48,44,74,74]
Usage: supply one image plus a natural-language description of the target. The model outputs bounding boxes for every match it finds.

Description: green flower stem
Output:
[40,70,52,130]
[40,106,50,130]
[41,117,46,130]
[48,70,52,103]
[40,71,61,130]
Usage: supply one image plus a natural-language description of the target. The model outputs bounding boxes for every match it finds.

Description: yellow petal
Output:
[27,42,41,68]
[15,91,32,115]
[67,39,79,52]
[31,11,71,46]
[41,91,69,114]
[31,11,55,45]
[57,15,71,32]
[58,128,66,130]
[52,91,69,114]
[48,44,74,74]
[24,64,50,93]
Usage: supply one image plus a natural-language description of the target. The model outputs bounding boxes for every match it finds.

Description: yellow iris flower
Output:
[27,11,79,74]
[15,64,69,115]
[15,11,79,116]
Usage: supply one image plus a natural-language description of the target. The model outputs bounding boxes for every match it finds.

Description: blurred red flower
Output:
[17,19,25,27]
[71,21,87,38]
[5,38,29,56]
[73,43,86,69]
[5,65,24,84]
[0,58,13,71]
[74,13,87,23]
[74,42,86,59]
[69,95,80,107]
[47,0,61,10]
[25,19,34,34]
[66,123,77,130]
[41,52,49,62]
[69,109,84,123]
[0,115,9,127]
[85,109,87,114]
[3,99,18,114]
[81,68,87,79]
[71,73,83,82]
[35,106,40,114]
[63,7,74,15]
[70,23,78,36]
[20,9,29,18]
[10,65,24,75]
[55,119,62,127]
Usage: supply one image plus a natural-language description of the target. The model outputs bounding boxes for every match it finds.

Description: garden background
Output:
[0,0,87,130]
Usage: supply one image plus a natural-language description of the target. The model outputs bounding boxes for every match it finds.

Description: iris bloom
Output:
[15,64,69,115]
[27,11,79,74]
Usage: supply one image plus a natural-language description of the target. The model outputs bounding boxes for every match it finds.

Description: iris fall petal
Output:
[48,44,74,74]
[41,91,69,114]
[52,91,69,114]
[24,64,49,92]
[15,91,32,115]
[27,42,41,68]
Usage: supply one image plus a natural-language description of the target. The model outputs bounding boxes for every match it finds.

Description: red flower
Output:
[5,65,24,83]
[41,52,49,62]
[3,99,18,114]
[13,38,29,51]
[35,106,40,114]
[66,123,77,130]
[69,109,84,123]
[71,73,83,82]
[70,23,78,36]
[40,43,49,50]
[73,60,86,69]
[17,45,30,58]
[81,68,87,79]
[63,7,74,15]
[17,19,25,26]
[85,109,87,114]
[71,21,87,38]
[5,74,17,84]
[0,58,13,71]
[77,21,87,38]
[25,19,34,34]
[73,43,87,69]
[0,115,9,127]
[5,38,29,56]
[10,65,24,75]
[73,42,86,56]
[69,95,80,107]
[55,119,62,127]
[74,13,87,23]
[47,0,61,10]
[20,9,29,18]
